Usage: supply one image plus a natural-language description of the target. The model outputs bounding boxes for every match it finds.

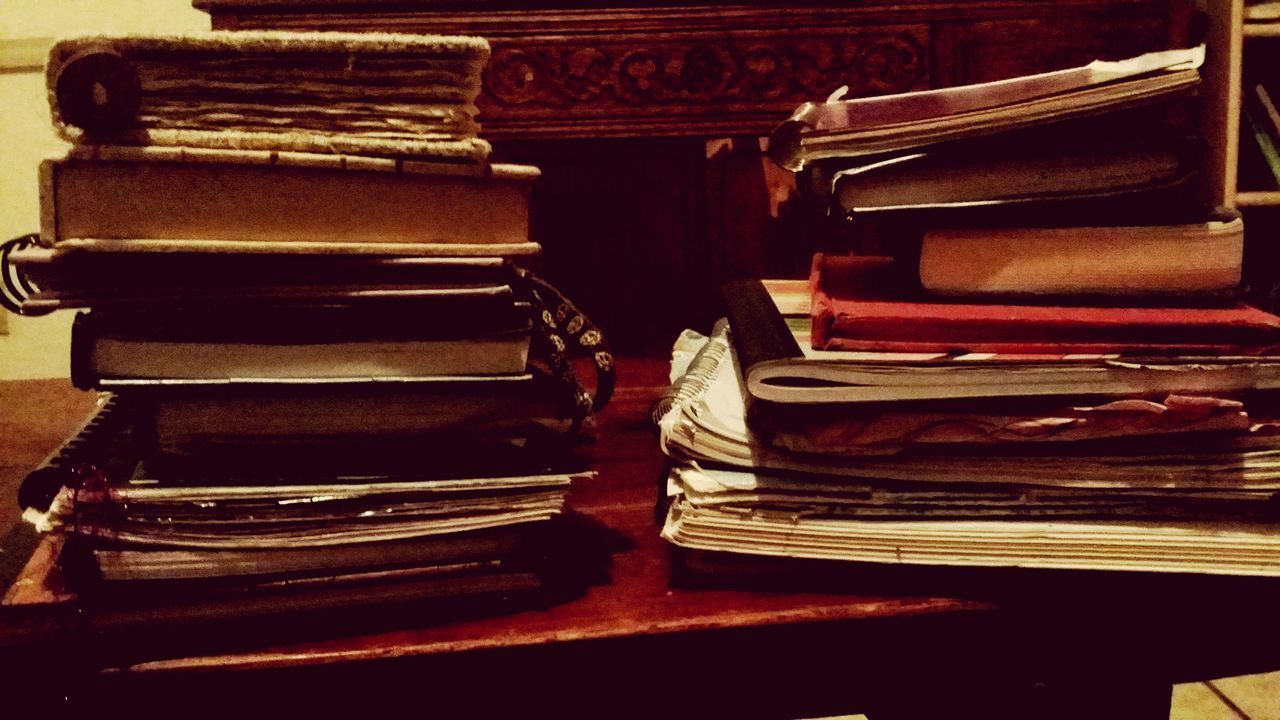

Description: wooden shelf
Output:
[1236,190,1280,206]
[1244,22,1280,37]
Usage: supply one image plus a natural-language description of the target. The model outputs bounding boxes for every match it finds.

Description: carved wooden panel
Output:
[933,13,1175,87]
[478,28,929,138]
[206,1,1184,138]
[210,6,932,138]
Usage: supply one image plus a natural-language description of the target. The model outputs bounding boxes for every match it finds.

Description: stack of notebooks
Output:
[6,32,611,624]
[658,46,1280,579]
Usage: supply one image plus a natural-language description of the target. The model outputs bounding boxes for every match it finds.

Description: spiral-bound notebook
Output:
[657,327,1280,576]
[2,396,575,630]
[658,322,1280,487]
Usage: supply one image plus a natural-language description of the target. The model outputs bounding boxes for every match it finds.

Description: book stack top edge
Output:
[47,31,491,60]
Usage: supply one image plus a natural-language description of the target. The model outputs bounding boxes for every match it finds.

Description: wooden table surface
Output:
[4,363,1280,717]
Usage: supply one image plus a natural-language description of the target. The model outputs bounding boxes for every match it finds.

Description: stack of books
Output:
[9,32,611,623]
[658,46,1280,578]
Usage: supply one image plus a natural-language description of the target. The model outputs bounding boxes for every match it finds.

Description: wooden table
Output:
[3,366,1280,718]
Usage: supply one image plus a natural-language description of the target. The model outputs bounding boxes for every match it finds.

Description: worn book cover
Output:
[812,254,1280,355]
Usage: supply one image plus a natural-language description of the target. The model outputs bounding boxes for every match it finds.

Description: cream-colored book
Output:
[919,217,1244,297]
[40,145,541,257]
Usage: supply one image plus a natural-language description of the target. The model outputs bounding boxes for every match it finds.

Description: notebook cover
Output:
[810,254,1280,355]
[826,120,1202,215]
[721,279,806,374]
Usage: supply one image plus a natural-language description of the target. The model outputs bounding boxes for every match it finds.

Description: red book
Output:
[810,254,1280,355]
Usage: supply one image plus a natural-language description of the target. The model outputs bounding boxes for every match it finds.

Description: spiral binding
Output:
[0,233,53,316]
[18,394,129,514]
[650,318,731,426]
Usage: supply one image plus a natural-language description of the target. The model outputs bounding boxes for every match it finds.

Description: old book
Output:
[812,253,1274,354]
[918,217,1244,297]
[722,278,1280,404]
[770,46,1202,170]
[70,294,532,386]
[40,145,540,256]
[46,32,491,163]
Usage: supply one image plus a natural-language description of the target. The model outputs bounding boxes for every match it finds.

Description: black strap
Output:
[513,267,615,418]
[1,234,52,316]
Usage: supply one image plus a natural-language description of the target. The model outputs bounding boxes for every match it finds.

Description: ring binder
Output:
[17,395,129,514]
[0,234,51,316]
[651,319,729,426]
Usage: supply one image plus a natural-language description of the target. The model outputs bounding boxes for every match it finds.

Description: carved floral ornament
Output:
[483,31,926,110]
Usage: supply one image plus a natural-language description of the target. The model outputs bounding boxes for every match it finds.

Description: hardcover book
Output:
[917,217,1244,297]
[46,31,492,163]
[40,145,541,256]
[70,299,533,387]
[811,253,1275,354]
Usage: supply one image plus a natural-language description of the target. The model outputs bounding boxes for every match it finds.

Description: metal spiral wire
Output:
[0,234,52,316]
